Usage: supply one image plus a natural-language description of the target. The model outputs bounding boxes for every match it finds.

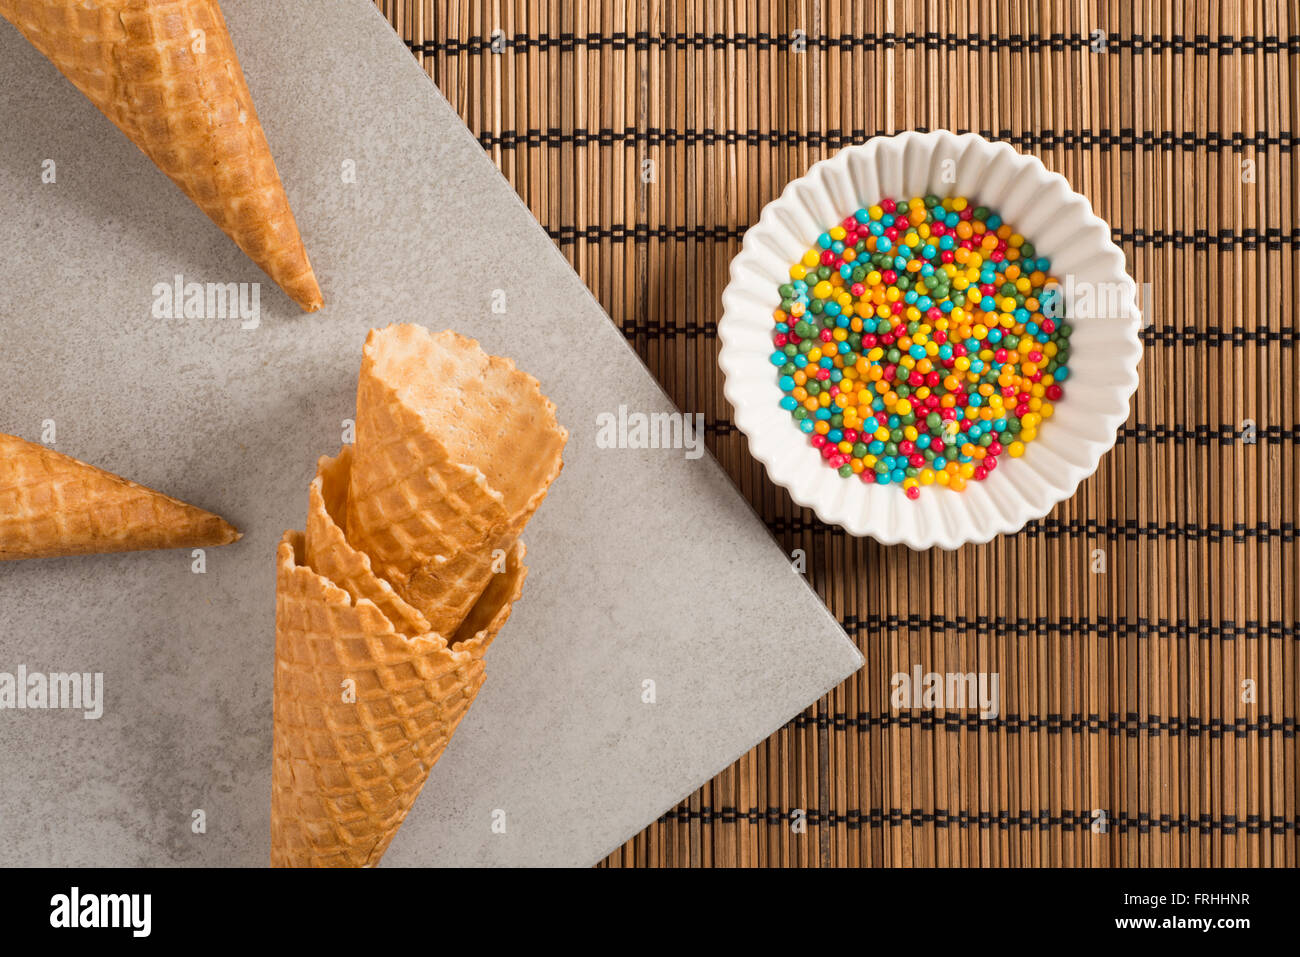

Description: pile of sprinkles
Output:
[769,195,1072,499]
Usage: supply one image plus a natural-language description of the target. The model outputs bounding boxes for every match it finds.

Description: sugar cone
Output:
[269,531,526,867]
[0,0,322,311]
[346,325,566,632]
[0,432,239,560]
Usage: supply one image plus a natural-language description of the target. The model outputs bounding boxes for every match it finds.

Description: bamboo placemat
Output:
[374,0,1298,867]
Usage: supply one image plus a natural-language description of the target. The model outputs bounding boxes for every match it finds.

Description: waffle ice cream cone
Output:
[450,539,526,660]
[304,447,431,638]
[272,324,563,867]
[346,325,567,632]
[0,432,239,559]
[269,531,526,867]
[0,0,322,311]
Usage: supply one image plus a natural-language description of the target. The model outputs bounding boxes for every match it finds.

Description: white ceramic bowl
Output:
[718,130,1142,550]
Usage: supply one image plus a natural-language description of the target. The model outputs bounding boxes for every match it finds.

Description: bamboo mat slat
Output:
[374,0,1300,867]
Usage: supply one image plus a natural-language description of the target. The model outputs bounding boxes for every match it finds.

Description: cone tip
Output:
[292,279,324,313]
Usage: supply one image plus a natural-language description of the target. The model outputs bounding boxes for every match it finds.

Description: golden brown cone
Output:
[451,539,527,660]
[304,447,431,638]
[0,0,322,311]
[0,432,239,560]
[346,325,566,632]
[269,531,526,867]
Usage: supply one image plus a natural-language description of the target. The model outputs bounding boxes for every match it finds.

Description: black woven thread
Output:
[407,32,1300,56]
[544,223,1300,249]
[835,614,1299,642]
[1140,326,1299,346]
[473,126,1298,152]
[761,516,1299,542]
[655,805,1300,834]
[784,712,1297,738]
[1114,424,1298,443]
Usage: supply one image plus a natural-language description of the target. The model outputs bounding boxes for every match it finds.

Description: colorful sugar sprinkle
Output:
[769,194,1071,498]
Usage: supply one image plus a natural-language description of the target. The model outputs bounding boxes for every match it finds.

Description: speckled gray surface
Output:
[0,0,862,866]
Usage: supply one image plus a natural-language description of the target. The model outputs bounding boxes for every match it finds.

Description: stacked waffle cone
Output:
[0,0,321,310]
[271,325,567,867]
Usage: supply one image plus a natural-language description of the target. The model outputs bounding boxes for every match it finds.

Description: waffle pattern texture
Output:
[0,432,239,560]
[347,326,567,634]
[0,0,322,310]
[271,325,565,867]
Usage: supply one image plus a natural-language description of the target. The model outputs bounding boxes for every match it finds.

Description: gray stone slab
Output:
[0,0,862,866]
